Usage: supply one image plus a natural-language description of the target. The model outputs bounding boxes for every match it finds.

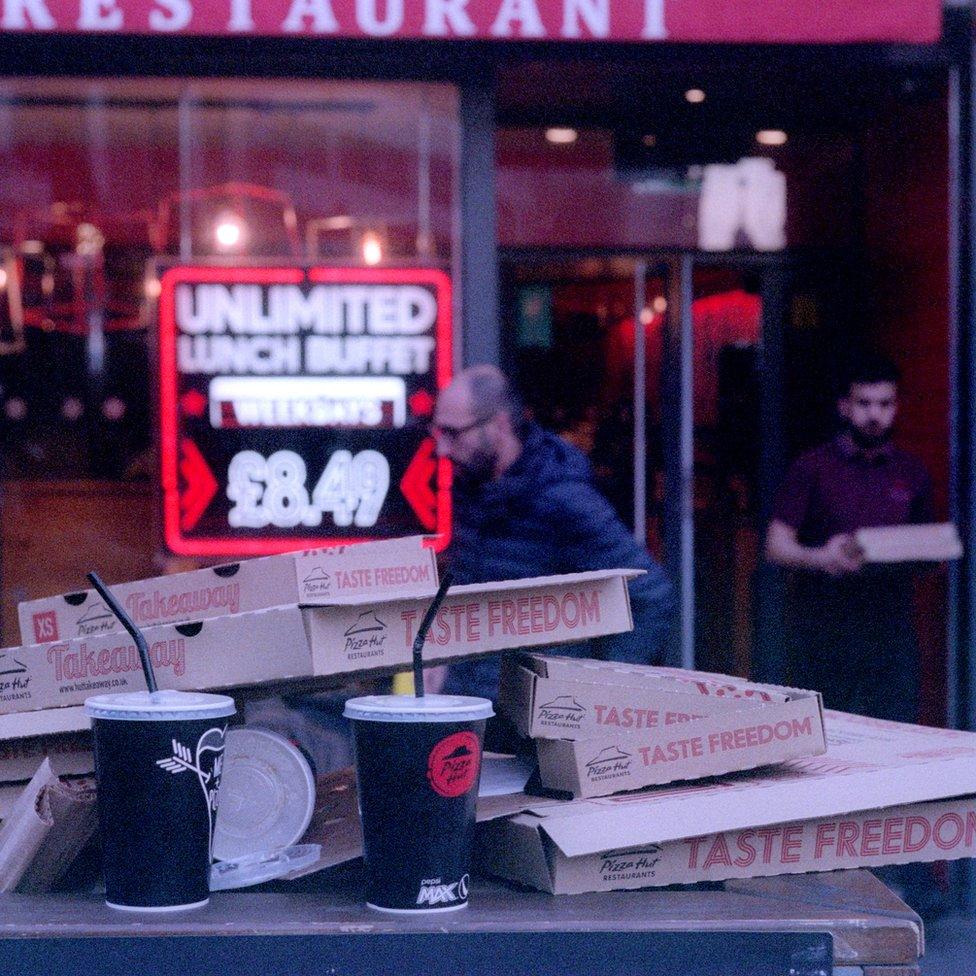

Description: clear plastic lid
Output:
[213,727,316,862]
[344,693,494,724]
[84,690,236,722]
[210,845,321,891]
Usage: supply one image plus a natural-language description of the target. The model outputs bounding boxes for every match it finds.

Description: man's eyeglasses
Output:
[429,415,493,441]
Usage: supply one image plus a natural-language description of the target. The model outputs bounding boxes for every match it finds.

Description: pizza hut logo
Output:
[302,567,333,597]
[0,649,28,676]
[0,645,30,696]
[343,610,387,656]
[344,611,386,636]
[427,731,480,798]
[537,694,587,728]
[76,601,117,637]
[598,846,663,880]
[585,745,633,780]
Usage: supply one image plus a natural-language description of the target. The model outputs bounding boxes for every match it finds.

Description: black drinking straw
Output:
[412,572,453,698]
[87,571,158,695]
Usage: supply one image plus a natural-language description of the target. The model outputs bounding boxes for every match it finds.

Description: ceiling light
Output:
[61,397,84,421]
[756,129,788,146]
[102,397,126,421]
[362,232,383,266]
[545,127,578,145]
[685,89,706,104]
[214,216,244,250]
[642,134,657,148]
[5,397,26,420]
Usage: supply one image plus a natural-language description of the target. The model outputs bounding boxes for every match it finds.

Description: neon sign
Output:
[157,264,452,556]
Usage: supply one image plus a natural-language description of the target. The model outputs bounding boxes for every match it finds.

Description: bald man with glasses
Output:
[432,365,674,744]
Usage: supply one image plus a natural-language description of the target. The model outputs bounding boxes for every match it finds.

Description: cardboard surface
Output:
[500,654,825,797]
[501,654,803,739]
[479,793,976,894]
[0,606,313,718]
[0,570,636,723]
[17,536,437,644]
[855,522,963,563]
[476,711,976,890]
[528,711,976,855]
[305,570,636,679]
[536,695,825,798]
[0,707,92,783]
[0,706,89,740]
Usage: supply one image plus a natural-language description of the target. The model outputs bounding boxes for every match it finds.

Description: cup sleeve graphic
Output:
[157,728,227,858]
[156,739,197,775]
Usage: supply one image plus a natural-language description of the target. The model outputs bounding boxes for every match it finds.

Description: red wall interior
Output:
[863,93,951,514]
[862,90,951,726]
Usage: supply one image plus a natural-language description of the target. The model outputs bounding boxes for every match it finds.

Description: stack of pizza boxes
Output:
[0,537,641,804]
[498,653,827,800]
[479,653,976,895]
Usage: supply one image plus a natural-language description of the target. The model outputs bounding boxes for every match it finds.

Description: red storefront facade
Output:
[0,0,942,42]
[0,4,972,868]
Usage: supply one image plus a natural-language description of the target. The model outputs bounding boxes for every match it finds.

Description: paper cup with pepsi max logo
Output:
[85,690,236,912]
[344,694,493,913]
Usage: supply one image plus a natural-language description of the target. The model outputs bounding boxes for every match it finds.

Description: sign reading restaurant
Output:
[0,0,940,44]
[157,265,452,557]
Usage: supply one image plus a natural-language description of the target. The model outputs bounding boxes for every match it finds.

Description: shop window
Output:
[0,78,457,484]
[0,78,458,640]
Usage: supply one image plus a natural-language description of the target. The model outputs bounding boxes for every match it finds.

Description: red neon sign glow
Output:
[158,264,453,557]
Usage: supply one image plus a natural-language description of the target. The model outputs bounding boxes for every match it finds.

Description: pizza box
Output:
[478,710,976,892]
[0,570,638,720]
[18,535,437,644]
[855,522,962,564]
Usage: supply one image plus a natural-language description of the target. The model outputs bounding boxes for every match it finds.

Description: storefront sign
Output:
[0,0,940,44]
[157,264,452,556]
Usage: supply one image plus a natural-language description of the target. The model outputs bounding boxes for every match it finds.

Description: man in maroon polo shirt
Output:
[766,353,934,722]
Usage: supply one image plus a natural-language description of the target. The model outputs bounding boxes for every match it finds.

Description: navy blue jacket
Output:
[441,423,675,701]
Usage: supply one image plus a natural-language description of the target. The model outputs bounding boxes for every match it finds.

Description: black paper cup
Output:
[85,690,236,912]
[344,694,493,914]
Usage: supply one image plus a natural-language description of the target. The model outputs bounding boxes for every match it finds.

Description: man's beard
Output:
[452,447,496,489]
[847,420,892,450]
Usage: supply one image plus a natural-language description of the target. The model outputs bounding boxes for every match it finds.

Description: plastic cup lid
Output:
[212,727,317,862]
[343,694,494,724]
[84,690,236,722]
[210,845,321,891]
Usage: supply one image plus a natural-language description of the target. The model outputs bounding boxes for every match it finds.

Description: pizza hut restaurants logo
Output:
[585,745,633,781]
[302,567,333,597]
[537,694,587,729]
[427,731,481,798]
[343,610,388,659]
[598,846,663,882]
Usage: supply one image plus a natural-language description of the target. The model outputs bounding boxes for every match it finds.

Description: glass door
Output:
[670,259,768,676]
[501,250,799,678]
[502,254,669,560]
